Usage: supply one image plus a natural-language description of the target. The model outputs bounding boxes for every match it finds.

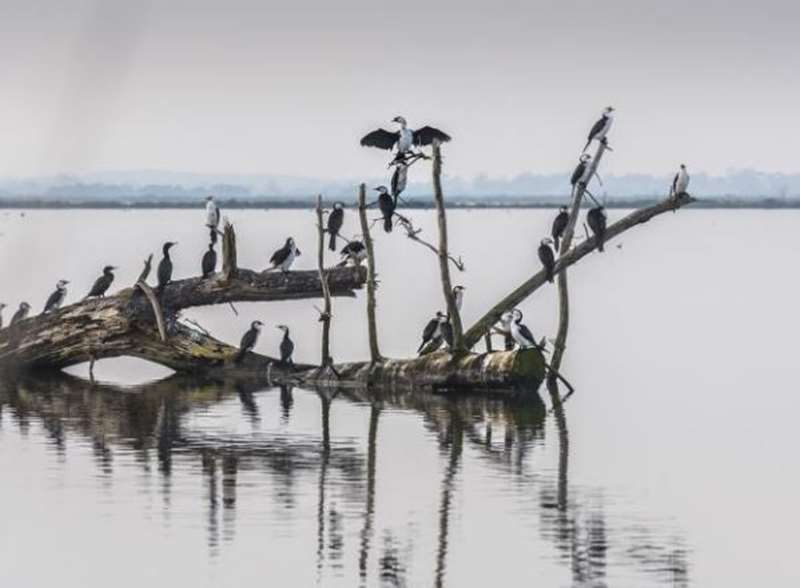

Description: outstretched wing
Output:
[44,290,60,312]
[413,126,451,147]
[360,128,399,150]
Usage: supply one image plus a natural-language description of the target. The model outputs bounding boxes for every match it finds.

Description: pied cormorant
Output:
[584,106,615,152]
[672,164,690,198]
[510,309,541,350]
[360,116,451,163]
[269,238,301,272]
[205,196,221,243]
[339,239,367,266]
[417,311,448,353]
[571,154,593,190]
[43,280,69,313]
[452,285,465,312]
[9,302,30,326]
[587,206,608,252]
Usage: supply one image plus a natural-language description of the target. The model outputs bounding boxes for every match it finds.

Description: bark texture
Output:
[358,183,382,363]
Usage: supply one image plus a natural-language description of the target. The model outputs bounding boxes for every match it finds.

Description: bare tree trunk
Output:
[316,195,333,367]
[431,141,465,352]
[358,183,382,364]
[221,220,237,282]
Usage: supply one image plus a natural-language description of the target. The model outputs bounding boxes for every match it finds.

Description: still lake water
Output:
[0,208,798,587]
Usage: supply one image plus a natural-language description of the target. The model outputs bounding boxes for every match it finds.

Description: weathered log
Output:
[315,195,334,367]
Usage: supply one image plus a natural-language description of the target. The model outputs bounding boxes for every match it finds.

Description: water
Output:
[1,208,798,587]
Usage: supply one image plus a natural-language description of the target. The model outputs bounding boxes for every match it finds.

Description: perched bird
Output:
[157,242,177,291]
[417,311,447,354]
[374,186,395,232]
[391,161,409,202]
[587,206,608,252]
[583,106,615,152]
[360,116,451,162]
[202,242,217,278]
[339,239,367,266]
[452,285,465,312]
[570,154,593,189]
[43,280,69,313]
[499,311,516,351]
[234,320,263,363]
[551,206,569,252]
[538,238,556,282]
[269,238,301,272]
[327,202,345,251]
[10,302,30,326]
[86,266,116,298]
[205,195,221,243]
[277,324,295,364]
[510,309,540,350]
[0,303,5,329]
[672,164,690,198]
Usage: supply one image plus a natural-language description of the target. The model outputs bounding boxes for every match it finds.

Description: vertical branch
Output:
[221,220,238,282]
[431,141,465,352]
[549,141,608,380]
[316,195,333,367]
[358,183,382,364]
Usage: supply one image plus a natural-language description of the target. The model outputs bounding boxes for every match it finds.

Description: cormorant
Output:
[417,311,447,354]
[374,186,395,232]
[339,239,366,266]
[587,206,607,252]
[269,238,301,272]
[571,154,593,190]
[672,164,690,198]
[206,196,221,243]
[157,242,177,291]
[202,242,217,278]
[10,302,30,326]
[360,116,451,163]
[452,285,465,312]
[538,238,556,282]
[277,325,295,364]
[551,206,569,252]
[0,303,6,329]
[86,266,116,298]
[234,320,263,363]
[43,280,69,313]
[391,161,409,203]
[510,309,540,350]
[583,106,615,152]
[327,202,345,251]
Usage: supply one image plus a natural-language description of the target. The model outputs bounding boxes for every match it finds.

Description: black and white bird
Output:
[205,196,221,243]
[374,186,396,232]
[551,206,569,252]
[157,242,177,291]
[43,280,69,313]
[202,242,217,278]
[9,302,30,326]
[510,309,541,350]
[499,311,516,351]
[86,266,116,298]
[671,164,690,198]
[571,154,593,190]
[269,238,301,272]
[0,303,6,329]
[339,239,367,266]
[538,238,556,282]
[276,324,295,364]
[417,311,448,353]
[391,161,409,202]
[452,285,465,312]
[327,202,345,251]
[360,116,451,163]
[587,206,608,252]
[583,106,615,152]
[234,320,263,363]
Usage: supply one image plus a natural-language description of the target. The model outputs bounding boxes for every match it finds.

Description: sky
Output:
[1,0,799,181]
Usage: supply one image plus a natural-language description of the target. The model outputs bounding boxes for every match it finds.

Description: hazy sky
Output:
[1,0,799,180]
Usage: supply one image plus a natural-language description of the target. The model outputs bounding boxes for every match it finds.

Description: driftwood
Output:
[358,184,382,363]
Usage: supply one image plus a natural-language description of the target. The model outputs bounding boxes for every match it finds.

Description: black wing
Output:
[360,128,399,150]
[518,323,536,346]
[440,322,454,347]
[587,117,605,141]
[391,164,408,198]
[413,126,451,147]
[270,246,290,266]
[43,290,60,312]
[672,173,678,193]
[340,241,364,256]
[327,208,344,234]
[239,328,258,352]
[202,250,217,276]
[552,211,569,239]
[88,274,112,297]
[570,162,586,186]
[280,337,294,362]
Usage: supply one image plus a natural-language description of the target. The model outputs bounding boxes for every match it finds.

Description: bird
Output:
[234,320,263,363]
[538,238,556,282]
[499,311,516,351]
[417,311,447,354]
[587,206,608,252]
[43,280,69,313]
[0,303,5,329]
[276,324,295,364]
[551,206,569,252]
[86,266,116,298]
[157,242,177,291]
[339,239,367,266]
[570,154,593,190]
[205,195,221,243]
[391,161,409,203]
[583,106,615,152]
[672,164,690,198]
[202,242,217,278]
[9,302,30,326]
[360,116,451,163]
[452,285,465,312]
[510,309,541,350]
[327,202,345,251]
[269,237,301,272]
[374,186,395,232]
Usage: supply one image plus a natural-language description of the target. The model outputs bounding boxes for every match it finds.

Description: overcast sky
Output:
[1,0,798,180]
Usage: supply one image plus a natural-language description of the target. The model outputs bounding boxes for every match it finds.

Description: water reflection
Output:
[0,373,689,586]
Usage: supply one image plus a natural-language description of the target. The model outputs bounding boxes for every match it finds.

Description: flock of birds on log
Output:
[0,110,691,366]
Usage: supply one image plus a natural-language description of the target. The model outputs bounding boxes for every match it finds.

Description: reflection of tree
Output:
[434,406,463,588]
[358,403,381,586]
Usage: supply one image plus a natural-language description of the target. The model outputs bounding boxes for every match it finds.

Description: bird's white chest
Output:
[56,288,67,306]
[398,128,413,152]
[676,170,690,193]
[510,322,531,347]
[206,203,219,226]
[282,247,298,270]
[597,117,613,139]
[454,291,463,311]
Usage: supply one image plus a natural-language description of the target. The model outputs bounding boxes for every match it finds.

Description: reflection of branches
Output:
[394,212,466,272]
[358,405,381,586]
[434,407,463,588]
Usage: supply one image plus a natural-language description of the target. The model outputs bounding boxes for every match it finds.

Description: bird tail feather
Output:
[328,233,337,251]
